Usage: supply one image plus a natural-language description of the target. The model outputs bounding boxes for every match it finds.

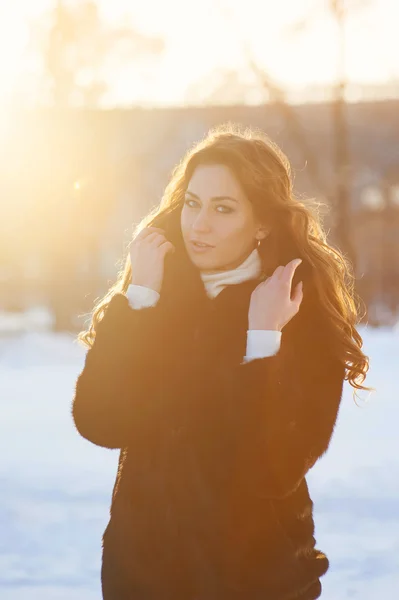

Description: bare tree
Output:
[286,0,371,272]
[26,1,166,330]
[184,66,269,106]
[329,0,357,273]
[216,1,368,271]
[31,0,165,108]
[214,2,325,199]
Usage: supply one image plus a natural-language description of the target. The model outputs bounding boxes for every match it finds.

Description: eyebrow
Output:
[185,190,239,203]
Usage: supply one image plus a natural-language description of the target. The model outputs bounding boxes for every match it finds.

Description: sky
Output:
[0,0,398,106]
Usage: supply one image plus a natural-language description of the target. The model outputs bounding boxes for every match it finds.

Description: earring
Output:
[256,231,269,247]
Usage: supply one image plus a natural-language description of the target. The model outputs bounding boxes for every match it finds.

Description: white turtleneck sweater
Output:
[125,248,281,362]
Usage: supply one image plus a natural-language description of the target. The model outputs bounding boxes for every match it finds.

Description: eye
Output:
[184,198,199,208]
[184,198,234,215]
[216,205,233,214]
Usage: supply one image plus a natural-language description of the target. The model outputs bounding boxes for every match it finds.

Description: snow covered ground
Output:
[0,320,398,599]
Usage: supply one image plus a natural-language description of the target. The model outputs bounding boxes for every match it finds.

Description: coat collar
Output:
[200,248,263,299]
[159,246,319,345]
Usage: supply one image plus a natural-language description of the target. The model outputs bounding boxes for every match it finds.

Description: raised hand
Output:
[128,227,175,294]
[248,258,303,331]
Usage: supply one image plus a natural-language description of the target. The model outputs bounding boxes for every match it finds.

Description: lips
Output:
[190,240,214,248]
[190,240,215,253]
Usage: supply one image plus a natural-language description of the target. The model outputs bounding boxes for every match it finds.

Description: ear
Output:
[255,226,269,241]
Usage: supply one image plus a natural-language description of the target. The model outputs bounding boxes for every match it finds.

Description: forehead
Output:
[187,163,247,201]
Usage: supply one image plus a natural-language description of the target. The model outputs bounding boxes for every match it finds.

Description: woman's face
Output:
[180,163,267,273]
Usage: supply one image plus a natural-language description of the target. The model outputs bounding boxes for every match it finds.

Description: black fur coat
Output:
[72,251,346,600]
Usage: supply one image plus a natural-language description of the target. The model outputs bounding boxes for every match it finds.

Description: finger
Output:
[291,280,303,305]
[135,227,165,241]
[272,265,285,279]
[284,258,302,287]
[159,240,175,254]
[143,226,165,235]
[142,232,167,246]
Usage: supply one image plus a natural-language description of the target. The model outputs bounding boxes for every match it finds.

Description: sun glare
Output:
[0,14,30,103]
[0,0,397,108]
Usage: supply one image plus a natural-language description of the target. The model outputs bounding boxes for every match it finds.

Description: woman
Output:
[72,124,371,600]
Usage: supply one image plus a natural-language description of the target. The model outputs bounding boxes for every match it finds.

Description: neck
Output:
[199,248,263,299]
[200,248,256,275]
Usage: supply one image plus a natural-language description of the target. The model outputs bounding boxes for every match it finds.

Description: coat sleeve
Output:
[71,293,162,449]
[221,306,346,500]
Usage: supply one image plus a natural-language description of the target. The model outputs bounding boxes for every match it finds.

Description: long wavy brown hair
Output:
[78,123,373,401]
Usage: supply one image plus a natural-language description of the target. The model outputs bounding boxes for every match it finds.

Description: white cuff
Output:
[243,329,282,362]
[126,284,160,310]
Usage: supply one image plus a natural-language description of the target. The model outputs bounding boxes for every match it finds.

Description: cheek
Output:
[180,209,191,234]
[218,214,252,242]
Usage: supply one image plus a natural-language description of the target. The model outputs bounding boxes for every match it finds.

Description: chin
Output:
[189,256,216,271]
[187,250,221,272]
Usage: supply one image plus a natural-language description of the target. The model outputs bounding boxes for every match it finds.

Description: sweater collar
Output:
[199,248,263,299]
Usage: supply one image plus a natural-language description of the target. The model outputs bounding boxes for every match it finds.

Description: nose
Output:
[192,208,211,233]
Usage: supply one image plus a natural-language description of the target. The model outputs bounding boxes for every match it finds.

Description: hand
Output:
[128,227,175,294]
[248,258,304,331]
